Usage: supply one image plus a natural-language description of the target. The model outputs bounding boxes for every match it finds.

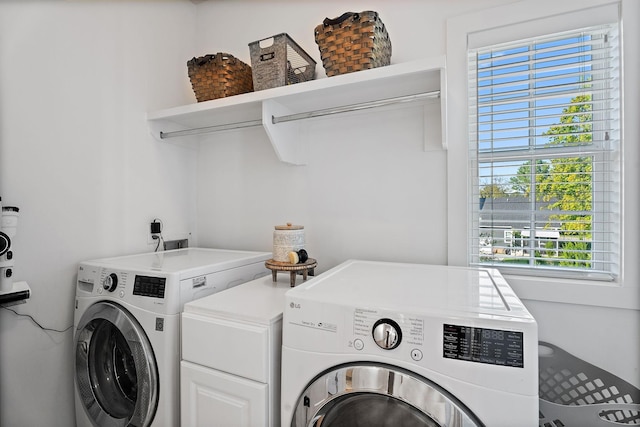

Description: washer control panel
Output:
[78,265,166,301]
[77,262,177,314]
[133,275,166,299]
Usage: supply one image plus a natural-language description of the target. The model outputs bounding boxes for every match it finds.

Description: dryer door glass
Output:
[75,301,158,427]
[314,393,439,427]
[292,364,483,427]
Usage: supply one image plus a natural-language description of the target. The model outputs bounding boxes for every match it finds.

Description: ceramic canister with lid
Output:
[273,223,305,262]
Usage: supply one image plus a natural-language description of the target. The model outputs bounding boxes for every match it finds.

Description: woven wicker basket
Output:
[249,33,316,91]
[314,11,392,77]
[187,53,253,102]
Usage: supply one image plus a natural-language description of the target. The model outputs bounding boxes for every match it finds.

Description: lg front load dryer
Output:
[73,247,270,427]
[281,260,539,427]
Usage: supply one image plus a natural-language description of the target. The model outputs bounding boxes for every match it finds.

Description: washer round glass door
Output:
[75,301,158,427]
[291,364,484,427]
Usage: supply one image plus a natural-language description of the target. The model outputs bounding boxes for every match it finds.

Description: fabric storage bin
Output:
[187,53,253,102]
[314,11,392,77]
[248,33,316,91]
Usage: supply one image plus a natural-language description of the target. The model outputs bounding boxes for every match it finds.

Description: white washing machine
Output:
[281,260,539,427]
[73,247,270,427]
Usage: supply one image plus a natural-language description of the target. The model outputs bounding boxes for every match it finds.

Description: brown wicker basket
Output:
[249,33,316,91]
[187,53,253,102]
[314,11,392,77]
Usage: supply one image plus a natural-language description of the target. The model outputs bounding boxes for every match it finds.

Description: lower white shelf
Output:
[0,281,30,305]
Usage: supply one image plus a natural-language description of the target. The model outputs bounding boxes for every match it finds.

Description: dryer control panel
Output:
[348,307,527,370]
[443,324,524,368]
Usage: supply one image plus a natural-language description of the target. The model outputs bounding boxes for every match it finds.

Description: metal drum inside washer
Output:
[75,301,158,427]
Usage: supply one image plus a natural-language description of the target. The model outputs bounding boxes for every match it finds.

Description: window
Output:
[468,24,620,280]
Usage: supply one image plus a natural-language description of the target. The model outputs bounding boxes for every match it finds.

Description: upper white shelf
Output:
[147,56,447,165]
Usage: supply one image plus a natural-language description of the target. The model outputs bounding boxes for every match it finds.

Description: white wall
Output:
[0,2,197,425]
[192,0,514,264]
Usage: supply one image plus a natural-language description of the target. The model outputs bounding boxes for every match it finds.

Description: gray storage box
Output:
[249,33,316,91]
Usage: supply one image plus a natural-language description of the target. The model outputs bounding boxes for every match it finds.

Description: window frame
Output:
[445,0,639,310]
[468,24,620,281]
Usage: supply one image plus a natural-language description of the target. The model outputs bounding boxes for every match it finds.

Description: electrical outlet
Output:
[148,220,162,245]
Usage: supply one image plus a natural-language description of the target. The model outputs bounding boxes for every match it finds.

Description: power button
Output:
[411,349,423,361]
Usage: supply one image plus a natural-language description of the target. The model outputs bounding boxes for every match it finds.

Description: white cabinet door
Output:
[182,313,270,383]
[181,361,268,427]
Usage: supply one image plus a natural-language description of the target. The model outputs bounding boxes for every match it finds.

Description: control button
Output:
[102,273,118,292]
[372,318,402,350]
[97,287,103,294]
[354,339,364,351]
[119,290,125,298]
[411,349,423,361]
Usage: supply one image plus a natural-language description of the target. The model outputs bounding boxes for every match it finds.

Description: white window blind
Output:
[468,24,620,280]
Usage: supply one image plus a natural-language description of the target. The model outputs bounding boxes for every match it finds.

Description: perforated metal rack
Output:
[538,341,640,426]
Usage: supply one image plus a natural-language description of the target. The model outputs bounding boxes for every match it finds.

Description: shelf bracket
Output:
[262,99,307,165]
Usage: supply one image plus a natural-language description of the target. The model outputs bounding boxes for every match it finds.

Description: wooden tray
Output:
[265,258,317,287]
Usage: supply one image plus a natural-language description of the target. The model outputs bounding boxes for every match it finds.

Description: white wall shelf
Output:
[147,56,447,165]
[0,281,30,306]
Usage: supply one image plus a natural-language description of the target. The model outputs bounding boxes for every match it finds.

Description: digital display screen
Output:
[133,275,166,299]
[443,324,524,368]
